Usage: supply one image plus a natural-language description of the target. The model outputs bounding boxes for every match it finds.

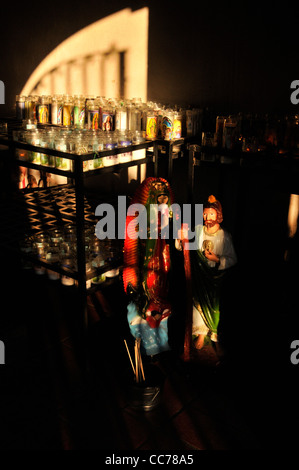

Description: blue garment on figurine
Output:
[127,302,171,356]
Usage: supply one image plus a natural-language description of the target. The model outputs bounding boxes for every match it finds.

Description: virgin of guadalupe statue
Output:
[123,177,175,356]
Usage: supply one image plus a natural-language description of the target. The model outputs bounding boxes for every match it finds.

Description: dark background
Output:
[0,0,298,117]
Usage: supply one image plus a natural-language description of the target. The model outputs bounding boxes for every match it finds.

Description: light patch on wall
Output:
[20,7,148,101]
[0,80,4,104]
[287,193,299,238]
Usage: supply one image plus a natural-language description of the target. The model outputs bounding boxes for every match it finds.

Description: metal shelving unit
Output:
[153,138,185,184]
[0,126,158,339]
[0,119,189,358]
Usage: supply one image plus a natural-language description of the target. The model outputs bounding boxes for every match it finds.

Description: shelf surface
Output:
[0,135,156,178]
[0,184,124,284]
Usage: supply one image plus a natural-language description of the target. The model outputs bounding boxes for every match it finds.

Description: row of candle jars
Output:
[13,125,146,171]
[19,225,121,287]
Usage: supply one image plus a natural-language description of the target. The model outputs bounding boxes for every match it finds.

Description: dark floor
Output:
[1,249,299,451]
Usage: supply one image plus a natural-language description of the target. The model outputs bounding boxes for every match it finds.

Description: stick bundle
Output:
[124,338,145,383]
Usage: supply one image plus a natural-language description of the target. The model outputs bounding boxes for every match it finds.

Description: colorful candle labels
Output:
[173,119,182,139]
[90,156,104,170]
[57,105,63,125]
[162,116,173,140]
[27,137,41,163]
[88,111,99,130]
[73,106,85,127]
[25,101,36,120]
[40,154,49,166]
[105,142,118,166]
[63,105,73,126]
[79,108,85,126]
[102,112,114,131]
[105,143,117,150]
[55,143,71,170]
[38,105,49,124]
[119,139,132,163]
[146,116,157,139]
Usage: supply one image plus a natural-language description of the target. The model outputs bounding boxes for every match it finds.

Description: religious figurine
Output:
[176,195,237,353]
[123,177,175,356]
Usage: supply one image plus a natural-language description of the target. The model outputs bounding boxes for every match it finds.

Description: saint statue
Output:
[176,195,237,353]
[123,177,175,356]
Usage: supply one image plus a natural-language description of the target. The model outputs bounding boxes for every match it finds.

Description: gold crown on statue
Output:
[207,195,217,204]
